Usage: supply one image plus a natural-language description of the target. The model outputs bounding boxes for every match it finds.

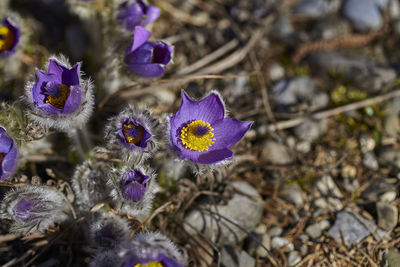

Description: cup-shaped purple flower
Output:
[25,55,94,130]
[105,105,159,163]
[0,186,69,235]
[109,166,156,219]
[168,90,252,166]
[0,127,18,180]
[0,17,20,57]
[125,26,172,78]
[117,0,160,31]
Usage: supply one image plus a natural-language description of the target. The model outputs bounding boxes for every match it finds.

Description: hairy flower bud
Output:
[0,126,18,180]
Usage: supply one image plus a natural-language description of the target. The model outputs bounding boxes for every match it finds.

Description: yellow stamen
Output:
[180,120,215,152]
[134,262,163,267]
[0,26,15,52]
[45,84,71,109]
[123,122,145,145]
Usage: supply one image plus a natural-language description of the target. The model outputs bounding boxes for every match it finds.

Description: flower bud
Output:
[0,126,18,180]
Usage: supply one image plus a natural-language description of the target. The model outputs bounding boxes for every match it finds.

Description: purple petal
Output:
[152,42,172,65]
[178,146,233,164]
[211,118,252,150]
[14,199,35,221]
[62,85,82,114]
[126,63,166,78]
[0,17,21,57]
[143,5,161,26]
[117,2,144,31]
[1,136,18,180]
[125,43,154,64]
[48,60,81,86]
[127,26,151,54]
[0,128,12,153]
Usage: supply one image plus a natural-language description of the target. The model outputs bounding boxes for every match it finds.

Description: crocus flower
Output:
[117,0,161,31]
[125,26,172,78]
[168,90,252,166]
[0,186,69,235]
[105,105,159,163]
[119,232,185,267]
[109,167,156,219]
[0,127,18,180]
[0,17,20,57]
[25,55,94,130]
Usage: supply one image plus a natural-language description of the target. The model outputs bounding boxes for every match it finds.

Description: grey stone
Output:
[384,115,400,137]
[389,0,400,18]
[273,76,329,111]
[362,179,396,201]
[268,226,283,237]
[378,147,400,169]
[271,237,294,251]
[288,251,302,266]
[271,16,294,39]
[268,63,285,81]
[280,184,305,206]
[313,17,352,40]
[294,119,328,142]
[221,246,256,267]
[262,140,295,165]
[183,181,264,246]
[377,202,398,231]
[363,151,379,170]
[306,220,330,239]
[343,0,384,31]
[296,141,311,153]
[293,0,341,19]
[328,211,376,246]
[385,250,400,267]
[307,52,396,93]
[315,175,343,210]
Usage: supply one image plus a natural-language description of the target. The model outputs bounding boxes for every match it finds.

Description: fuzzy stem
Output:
[69,127,92,161]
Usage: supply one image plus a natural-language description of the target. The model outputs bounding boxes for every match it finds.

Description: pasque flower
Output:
[25,55,94,130]
[168,90,252,165]
[125,26,172,78]
[0,127,18,180]
[0,17,20,57]
[117,0,160,31]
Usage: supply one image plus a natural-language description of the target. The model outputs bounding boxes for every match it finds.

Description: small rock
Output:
[377,202,398,231]
[245,233,271,258]
[293,0,341,19]
[363,152,379,170]
[362,179,396,201]
[341,165,357,179]
[268,226,283,237]
[306,220,330,239]
[343,0,384,31]
[360,134,376,153]
[271,16,294,40]
[273,76,329,112]
[313,17,351,40]
[183,181,264,245]
[288,251,302,266]
[268,63,285,81]
[380,191,397,202]
[254,224,267,234]
[343,177,360,192]
[316,175,343,199]
[221,246,256,267]
[262,140,295,165]
[294,119,328,142]
[256,234,272,258]
[280,184,305,206]
[389,0,400,18]
[384,115,400,137]
[271,237,294,251]
[296,141,311,153]
[378,147,400,169]
[328,211,376,246]
[385,250,400,267]
[300,244,308,255]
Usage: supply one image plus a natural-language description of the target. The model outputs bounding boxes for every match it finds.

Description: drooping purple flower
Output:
[168,90,253,165]
[0,17,20,57]
[25,55,94,130]
[117,0,161,31]
[125,26,172,78]
[0,127,18,180]
[120,169,150,202]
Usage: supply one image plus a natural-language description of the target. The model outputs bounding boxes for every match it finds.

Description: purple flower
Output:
[117,0,161,31]
[168,90,252,165]
[25,55,94,130]
[0,17,20,57]
[0,127,18,180]
[120,169,150,202]
[125,26,172,78]
[105,105,159,163]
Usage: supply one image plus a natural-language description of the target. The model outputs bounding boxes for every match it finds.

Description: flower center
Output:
[123,122,145,145]
[0,152,6,165]
[134,262,163,267]
[180,120,215,152]
[45,84,71,109]
[0,26,15,52]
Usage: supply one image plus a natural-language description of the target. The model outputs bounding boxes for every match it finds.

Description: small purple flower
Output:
[25,55,94,130]
[125,26,172,78]
[117,0,161,31]
[168,90,252,166]
[0,17,20,57]
[0,127,18,180]
[119,118,152,149]
[120,169,150,202]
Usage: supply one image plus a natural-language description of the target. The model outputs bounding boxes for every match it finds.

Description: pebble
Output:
[256,234,272,258]
[271,237,294,251]
[385,250,400,267]
[378,147,400,169]
[306,219,330,239]
[221,246,256,267]
[268,226,283,237]
[328,211,376,246]
[361,179,396,201]
[183,181,264,245]
[288,251,302,266]
[293,0,341,19]
[341,165,357,179]
[363,151,379,170]
[268,63,285,81]
[280,184,305,206]
[271,16,294,40]
[294,119,328,142]
[380,191,397,202]
[383,115,400,137]
[262,140,295,165]
[296,141,311,153]
[343,0,384,31]
[377,202,398,231]
[360,134,376,153]
[313,17,351,40]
